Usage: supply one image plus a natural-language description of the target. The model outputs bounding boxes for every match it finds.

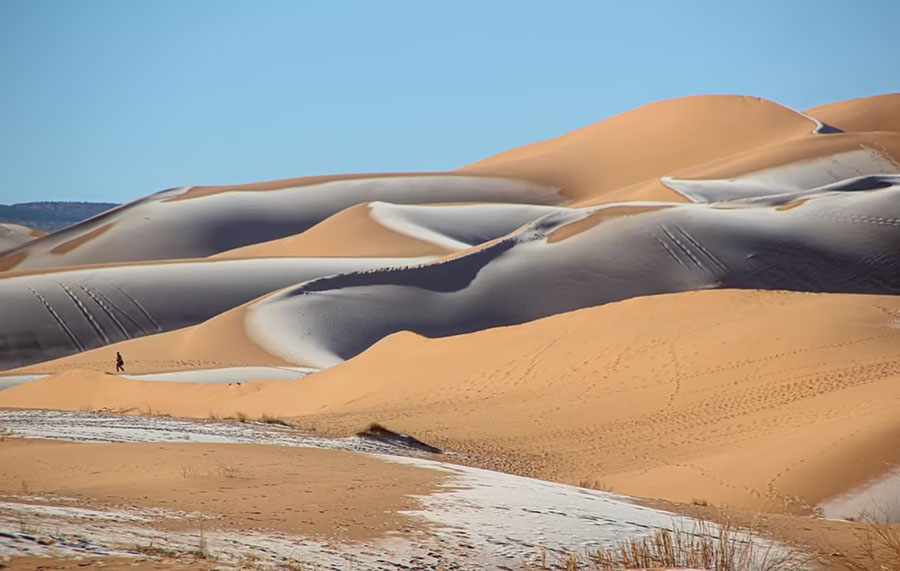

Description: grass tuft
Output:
[131,542,180,558]
[590,519,804,570]
[828,509,900,571]
[578,478,614,493]
[259,414,293,427]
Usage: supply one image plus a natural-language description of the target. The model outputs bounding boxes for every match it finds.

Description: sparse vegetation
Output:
[131,542,181,558]
[217,462,240,479]
[259,414,292,426]
[529,518,806,570]
[180,463,241,479]
[180,465,201,479]
[189,523,212,561]
[829,510,900,571]
[577,478,614,493]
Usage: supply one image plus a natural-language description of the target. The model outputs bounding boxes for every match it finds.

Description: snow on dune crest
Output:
[663,147,900,202]
[367,201,566,251]
[1,176,561,270]
[246,186,900,368]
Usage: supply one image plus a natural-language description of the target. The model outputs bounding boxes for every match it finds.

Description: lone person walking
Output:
[115,351,125,373]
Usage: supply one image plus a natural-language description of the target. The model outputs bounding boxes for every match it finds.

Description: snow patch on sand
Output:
[368,201,565,251]
[0,410,791,569]
[663,148,900,202]
[820,468,900,523]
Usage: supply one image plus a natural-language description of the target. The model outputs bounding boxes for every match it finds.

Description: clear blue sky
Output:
[1,1,897,204]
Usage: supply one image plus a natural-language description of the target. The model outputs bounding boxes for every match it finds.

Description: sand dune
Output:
[663,137,900,201]
[244,183,900,368]
[0,256,426,370]
[0,176,559,271]
[3,288,899,517]
[13,176,900,374]
[459,95,825,203]
[0,222,44,253]
[214,201,564,259]
[3,297,297,377]
[806,93,900,134]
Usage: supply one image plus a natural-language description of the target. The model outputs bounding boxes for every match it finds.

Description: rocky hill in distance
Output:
[0,201,118,233]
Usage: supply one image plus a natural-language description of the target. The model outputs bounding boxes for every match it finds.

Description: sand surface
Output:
[459,95,821,203]
[0,439,441,539]
[806,93,900,133]
[0,418,756,569]
[0,223,43,254]
[4,289,900,518]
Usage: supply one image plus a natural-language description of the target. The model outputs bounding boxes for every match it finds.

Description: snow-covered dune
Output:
[663,146,900,202]
[215,201,567,259]
[246,182,900,368]
[0,222,43,254]
[0,256,428,370]
[0,176,560,271]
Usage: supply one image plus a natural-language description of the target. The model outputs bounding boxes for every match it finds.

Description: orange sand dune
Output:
[662,131,900,189]
[806,93,900,134]
[213,203,450,259]
[4,289,900,515]
[459,95,819,203]
[170,171,445,201]
[6,302,293,376]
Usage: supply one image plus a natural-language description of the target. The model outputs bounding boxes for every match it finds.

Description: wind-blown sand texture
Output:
[3,93,900,556]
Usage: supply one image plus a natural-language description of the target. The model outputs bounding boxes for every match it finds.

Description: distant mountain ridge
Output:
[0,201,118,233]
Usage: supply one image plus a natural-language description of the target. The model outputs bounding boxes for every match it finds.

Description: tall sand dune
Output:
[0,256,425,370]
[214,202,564,259]
[805,93,900,134]
[242,183,900,368]
[0,176,559,271]
[458,95,825,203]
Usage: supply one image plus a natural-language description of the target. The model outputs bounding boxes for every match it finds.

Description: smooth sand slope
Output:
[0,439,443,539]
[0,176,559,271]
[806,93,900,133]
[0,222,44,253]
[3,289,900,517]
[4,299,295,376]
[459,95,825,203]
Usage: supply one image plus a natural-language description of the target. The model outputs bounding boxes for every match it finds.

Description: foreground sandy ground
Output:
[0,439,442,540]
[5,289,900,517]
[0,437,893,571]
